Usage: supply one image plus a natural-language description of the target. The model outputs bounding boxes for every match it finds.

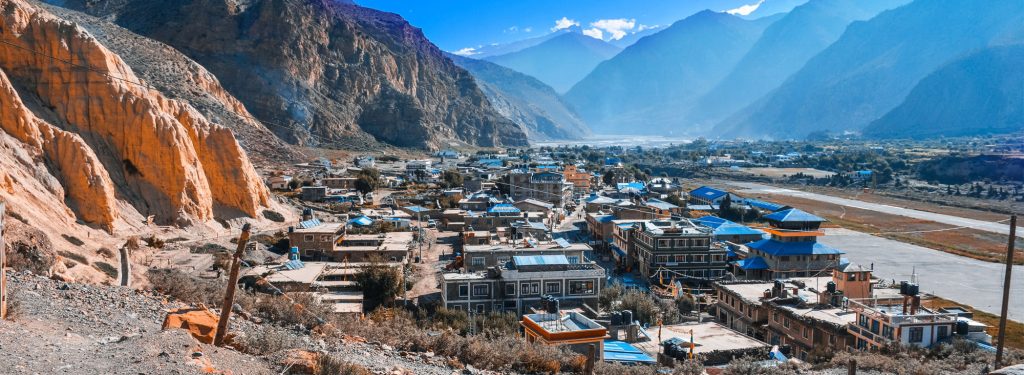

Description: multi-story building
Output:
[289,218,346,259]
[628,219,728,283]
[441,255,606,314]
[847,284,958,351]
[522,310,609,359]
[509,171,573,207]
[735,209,844,280]
[462,241,591,272]
[562,165,593,198]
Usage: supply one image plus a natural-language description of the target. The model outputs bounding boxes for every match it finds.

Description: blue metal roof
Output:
[297,219,322,229]
[611,245,627,258]
[488,203,521,214]
[513,255,569,266]
[404,205,430,213]
[716,224,766,237]
[690,186,727,200]
[349,216,374,226]
[744,198,786,212]
[763,208,825,223]
[645,198,678,210]
[554,238,572,248]
[694,216,728,229]
[595,215,616,223]
[747,239,844,256]
[616,182,646,192]
[603,340,656,364]
[735,256,769,270]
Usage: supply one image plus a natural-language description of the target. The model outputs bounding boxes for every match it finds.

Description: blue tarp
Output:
[488,203,521,214]
[603,340,656,364]
[747,239,844,256]
[736,256,769,270]
[349,216,373,226]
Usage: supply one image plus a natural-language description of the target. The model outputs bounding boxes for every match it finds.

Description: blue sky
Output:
[356,0,771,53]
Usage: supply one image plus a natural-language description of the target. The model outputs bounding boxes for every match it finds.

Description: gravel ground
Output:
[0,272,468,375]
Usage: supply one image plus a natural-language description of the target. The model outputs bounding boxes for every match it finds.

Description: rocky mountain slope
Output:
[864,45,1024,139]
[48,0,526,149]
[565,10,781,135]
[0,0,282,282]
[690,0,908,128]
[485,32,622,94]
[449,54,589,140]
[717,0,1024,138]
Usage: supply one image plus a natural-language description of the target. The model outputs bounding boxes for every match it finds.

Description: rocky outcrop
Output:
[49,0,528,149]
[0,0,270,226]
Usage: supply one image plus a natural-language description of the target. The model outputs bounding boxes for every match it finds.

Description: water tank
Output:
[610,312,622,326]
[900,281,909,295]
[548,298,560,314]
[906,283,919,296]
[302,208,313,221]
[956,320,969,335]
[288,226,295,233]
[289,246,299,260]
[826,281,837,294]
[622,310,634,325]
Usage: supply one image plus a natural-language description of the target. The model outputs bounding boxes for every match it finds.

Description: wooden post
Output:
[995,215,1016,368]
[584,344,596,375]
[1,201,6,320]
[214,223,252,346]
[848,359,857,375]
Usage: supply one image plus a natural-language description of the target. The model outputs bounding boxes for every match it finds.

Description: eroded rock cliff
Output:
[0,0,270,227]
[48,0,528,149]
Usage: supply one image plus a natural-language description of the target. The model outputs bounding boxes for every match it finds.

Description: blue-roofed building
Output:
[603,340,656,364]
[689,186,731,205]
[743,198,788,212]
[487,203,522,217]
[644,198,682,217]
[734,208,843,280]
[694,216,765,244]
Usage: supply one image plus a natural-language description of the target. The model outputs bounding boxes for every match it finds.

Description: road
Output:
[118,247,131,287]
[819,228,1022,321]
[726,181,1023,238]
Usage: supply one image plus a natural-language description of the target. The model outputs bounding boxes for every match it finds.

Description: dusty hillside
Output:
[49,0,528,149]
[0,0,289,282]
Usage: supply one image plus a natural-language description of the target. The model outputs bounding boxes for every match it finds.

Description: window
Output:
[545,282,561,294]
[304,235,314,242]
[773,312,780,323]
[476,304,485,313]
[472,284,489,296]
[497,256,511,264]
[783,318,790,328]
[675,239,688,247]
[471,257,485,266]
[505,283,516,296]
[658,239,671,248]
[458,285,469,297]
[937,326,949,339]
[692,255,705,263]
[451,304,463,311]
[908,327,924,343]
[569,280,595,295]
[883,325,894,339]
[870,320,880,335]
[802,327,810,339]
[522,282,540,295]
[567,256,580,264]
[320,235,330,242]
[657,255,669,263]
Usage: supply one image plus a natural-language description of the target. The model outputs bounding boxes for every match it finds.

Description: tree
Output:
[355,261,403,309]
[354,167,380,194]
[440,169,463,188]
[719,194,732,217]
[602,170,615,186]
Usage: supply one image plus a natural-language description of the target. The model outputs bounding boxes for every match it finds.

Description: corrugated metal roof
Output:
[603,340,656,363]
[747,239,844,256]
[735,256,768,270]
[763,208,825,223]
[488,203,521,214]
[690,186,727,199]
[513,254,569,266]
[297,219,322,229]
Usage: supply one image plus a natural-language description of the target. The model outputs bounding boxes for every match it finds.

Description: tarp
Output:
[603,340,656,363]
[162,307,221,344]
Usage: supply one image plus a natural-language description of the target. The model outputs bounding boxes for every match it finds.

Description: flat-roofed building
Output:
[335,232,415,263]
[522,311,608,359]
[462,240,591,272]
[441,255,606,314]
[289,219,346,260]
[629,219,728,283]
[633,322,769,366]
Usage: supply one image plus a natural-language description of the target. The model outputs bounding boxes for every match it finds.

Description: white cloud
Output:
[452,47,479,56]
[582,28,604,40]
[725,0,765,16]
[636,24,660,32]
[505,26,519,33]
[524,27,533,33]
[551,17,579,31]
[590,18,636,40]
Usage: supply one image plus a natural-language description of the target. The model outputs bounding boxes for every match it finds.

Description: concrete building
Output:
[627,219,728,283]
[522,310,608,360]
[441,255,605,314]
[693,216,766,244]
[734,209,844,280]
[847,283,958,351]
[289,219,346,259]
[509,171,572,207]
[334,232,415,263]
[462,240,591,272]
[562,165,593,197]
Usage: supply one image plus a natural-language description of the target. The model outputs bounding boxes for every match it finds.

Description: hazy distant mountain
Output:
[864,45,1024,139]
[564,10,781,135]
[485,32,622,93]
[609,26,664,48]
[738,0,808,18]
[448,54,590,140]
[692,0,908,128]
[718,0,1024,139]
[464,28,576,58]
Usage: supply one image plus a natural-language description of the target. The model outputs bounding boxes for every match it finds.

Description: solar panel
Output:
[554,238,571,248]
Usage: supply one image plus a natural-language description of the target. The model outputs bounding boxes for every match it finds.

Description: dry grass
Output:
[92,262,118,279]
[822,337,1024,375]
[923,296,1024,350]
[147,268,225,306]
[315,354,372,375]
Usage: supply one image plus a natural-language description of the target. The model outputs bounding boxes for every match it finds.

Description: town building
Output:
[334,232,415,263]
[633,322,769,366]
[267,175,293,190]
[462,240,591,272]
[514,198,555,214]
[289,218,346,259]
[509,170,573,207]
[689,186,730,206]
[522,309,609,360]
[627,219,728,283]
[847,283,958,350]
[693,216,766,244]
[733,209,844,280]
[441,255,605,314]
[562,165,593,197]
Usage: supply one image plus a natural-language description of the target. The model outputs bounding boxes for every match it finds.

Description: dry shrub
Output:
[147,268,225,306]
[142,235,165,249]
[724,356,806,374]
[315,354,372,375]
[61,234,85,246]
[93,262,118,279]
[3,221,56,274]
[822,338,1023,375]
[58,250,88,265]
[262,210,286,223]
[236,325,302,356]
[96,247,115,259]
[251,293,331,329]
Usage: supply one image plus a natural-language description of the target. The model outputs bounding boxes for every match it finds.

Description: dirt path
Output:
[118,247,131,287]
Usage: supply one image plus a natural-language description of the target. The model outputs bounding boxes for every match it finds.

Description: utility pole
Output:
[1,201,6,320]
[995,215,1016,369]
[214,223,252,346]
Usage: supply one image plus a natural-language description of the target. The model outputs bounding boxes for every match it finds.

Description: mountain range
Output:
[448,54,590,140]
[484,32,622,94]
